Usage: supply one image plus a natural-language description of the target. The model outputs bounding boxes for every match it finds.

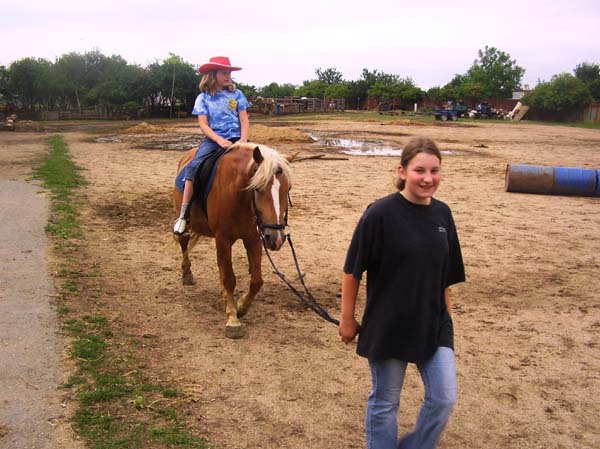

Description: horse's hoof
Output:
[182,274,196,285]
[237,308,248,318]
[225,325,245,339]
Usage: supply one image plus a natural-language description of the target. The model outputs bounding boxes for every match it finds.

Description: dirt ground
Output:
[3,115,600,449]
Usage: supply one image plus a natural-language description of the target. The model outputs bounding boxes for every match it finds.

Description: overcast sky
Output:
[2,0,599,90]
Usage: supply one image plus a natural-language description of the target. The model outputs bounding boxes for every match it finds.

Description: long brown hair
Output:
[393,137,442,191]
[199,71,237,95]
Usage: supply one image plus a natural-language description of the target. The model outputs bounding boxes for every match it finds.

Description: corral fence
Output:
[249,97,345,115]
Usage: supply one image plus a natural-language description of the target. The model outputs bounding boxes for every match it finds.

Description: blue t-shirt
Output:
[192,89,249,140]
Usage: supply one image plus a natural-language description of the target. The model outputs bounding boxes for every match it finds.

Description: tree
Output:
[315,67,343,85]
[257,82,296,98]
[0,65,8,101]
[295,80,328,99]
[522,73,592,111]
[324,82,350,100]
[236,82,258,98]
[6,57,54,111]
[574,62,600,84]
[574,62,600,101]
[368,76,424,104]
[445,46,525,99]
[54,52,89,109]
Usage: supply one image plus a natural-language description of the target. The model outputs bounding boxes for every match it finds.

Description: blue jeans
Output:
[366,347,457,449]
[184,137,239,181]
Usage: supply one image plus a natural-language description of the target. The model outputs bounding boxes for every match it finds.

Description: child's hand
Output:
[218,138,233,148]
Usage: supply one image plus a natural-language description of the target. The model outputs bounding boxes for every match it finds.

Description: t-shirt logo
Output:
[438,226,447,233]
[228,99,238,111]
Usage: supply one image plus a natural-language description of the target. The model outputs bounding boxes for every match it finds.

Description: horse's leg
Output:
[215,236,244,339]
[177,233,195,285]
[237,238,263,318]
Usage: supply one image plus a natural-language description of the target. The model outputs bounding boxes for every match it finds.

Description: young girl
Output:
[339,137,465,449]
[173,56,250,235]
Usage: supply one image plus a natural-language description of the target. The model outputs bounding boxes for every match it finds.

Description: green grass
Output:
[34,135,206,449]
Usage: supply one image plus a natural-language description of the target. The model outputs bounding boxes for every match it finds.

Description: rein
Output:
[253,190,340,327]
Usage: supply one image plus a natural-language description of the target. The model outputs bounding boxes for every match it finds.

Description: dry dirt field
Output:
[6,115,600,449]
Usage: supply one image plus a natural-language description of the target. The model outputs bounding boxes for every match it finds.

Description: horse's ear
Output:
[253,146,263,165]
[286,151,300,163]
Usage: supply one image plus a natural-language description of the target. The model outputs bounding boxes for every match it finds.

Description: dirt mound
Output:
[121,122,168,134]
[250,124,312,144]
[387,119,427,126]
[14,120,46,132]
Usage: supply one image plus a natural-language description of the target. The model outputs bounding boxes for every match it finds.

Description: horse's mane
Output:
[235,143,292,191]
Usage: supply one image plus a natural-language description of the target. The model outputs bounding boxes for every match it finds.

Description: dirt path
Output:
[0,134,81,449]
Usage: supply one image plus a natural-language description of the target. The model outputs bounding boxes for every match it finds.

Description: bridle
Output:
[250,178,339,326]
[250,186,290,238]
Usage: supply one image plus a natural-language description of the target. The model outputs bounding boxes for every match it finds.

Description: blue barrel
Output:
[552,166,597,196]
[505,164,554,194]
[505,163,599,197]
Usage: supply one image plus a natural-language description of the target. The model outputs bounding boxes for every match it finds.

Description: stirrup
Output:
[173,218,187,235]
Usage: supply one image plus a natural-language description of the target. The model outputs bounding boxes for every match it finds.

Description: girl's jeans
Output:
[366,347,457,449]
[184,137,239,182]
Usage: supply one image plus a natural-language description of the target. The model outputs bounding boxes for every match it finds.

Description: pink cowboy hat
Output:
[198,56,242,74]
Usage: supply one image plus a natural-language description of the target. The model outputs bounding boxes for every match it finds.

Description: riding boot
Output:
[173,203,190,235]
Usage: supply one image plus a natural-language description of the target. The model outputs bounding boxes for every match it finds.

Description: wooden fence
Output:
[249,97,345,115]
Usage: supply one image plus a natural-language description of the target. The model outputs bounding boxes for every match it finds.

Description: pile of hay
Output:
[387,119,427,126]
[249,124,312,144]
[121,122,168,134]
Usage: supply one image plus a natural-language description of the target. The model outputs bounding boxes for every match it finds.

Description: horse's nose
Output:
[264,230,285,250]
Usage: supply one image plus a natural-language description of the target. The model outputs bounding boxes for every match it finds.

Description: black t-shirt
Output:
[343,193,465,362]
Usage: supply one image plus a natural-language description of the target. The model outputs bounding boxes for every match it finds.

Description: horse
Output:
[173,142,294,339]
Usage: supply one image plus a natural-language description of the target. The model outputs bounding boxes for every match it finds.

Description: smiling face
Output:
[397,152,442,205]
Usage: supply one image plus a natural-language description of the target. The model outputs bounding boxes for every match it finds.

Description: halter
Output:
[251,187,290,237]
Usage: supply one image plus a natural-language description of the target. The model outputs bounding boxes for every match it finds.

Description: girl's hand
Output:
[217,138,233,148]
[339,317,361,344]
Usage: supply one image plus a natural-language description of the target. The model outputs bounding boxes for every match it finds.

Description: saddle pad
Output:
[174,148,229,217]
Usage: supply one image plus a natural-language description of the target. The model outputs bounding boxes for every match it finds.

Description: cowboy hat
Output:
[198,56,242,74]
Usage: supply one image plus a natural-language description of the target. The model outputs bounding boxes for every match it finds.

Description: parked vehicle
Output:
[444,100,468,117]
[474,102,497,119]
[434,108,458,121]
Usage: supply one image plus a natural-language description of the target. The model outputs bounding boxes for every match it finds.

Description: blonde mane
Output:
[235,143,292,191]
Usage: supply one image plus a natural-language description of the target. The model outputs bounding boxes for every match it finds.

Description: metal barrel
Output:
[505,164,554,194]
[552,166,597,196]
[505,163,599,197]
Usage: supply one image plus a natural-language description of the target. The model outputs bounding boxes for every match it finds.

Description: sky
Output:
[2,0,599,91]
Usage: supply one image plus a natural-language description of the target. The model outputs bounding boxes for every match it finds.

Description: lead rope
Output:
[261,232,340,326]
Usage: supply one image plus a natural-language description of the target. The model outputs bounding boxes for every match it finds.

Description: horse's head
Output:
[247,145,293,251]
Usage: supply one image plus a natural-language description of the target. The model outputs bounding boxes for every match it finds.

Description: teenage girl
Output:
[340,137,465,449]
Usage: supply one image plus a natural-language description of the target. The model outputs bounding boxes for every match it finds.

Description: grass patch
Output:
[35,135,206,448]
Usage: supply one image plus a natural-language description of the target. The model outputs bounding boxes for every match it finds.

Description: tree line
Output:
[1,47,598,115]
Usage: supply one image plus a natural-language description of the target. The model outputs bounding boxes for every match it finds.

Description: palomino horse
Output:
[173,142,293,339]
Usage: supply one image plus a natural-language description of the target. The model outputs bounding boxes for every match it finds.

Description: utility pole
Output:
[169,65,176,119]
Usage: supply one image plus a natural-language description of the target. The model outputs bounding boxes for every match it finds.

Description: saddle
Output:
[192,148,229,217]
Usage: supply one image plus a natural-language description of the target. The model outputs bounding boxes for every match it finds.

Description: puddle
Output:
[310,133,464,156]
[93,134,200,151]
[94,136,122,143]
